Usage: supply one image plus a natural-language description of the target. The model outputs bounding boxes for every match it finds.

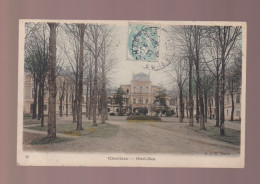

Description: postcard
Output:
[17,20,246,167]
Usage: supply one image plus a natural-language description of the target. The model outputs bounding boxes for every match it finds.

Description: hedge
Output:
[126,115,161,121]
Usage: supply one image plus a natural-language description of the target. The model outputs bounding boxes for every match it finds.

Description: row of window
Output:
[133,98,149,104]
[131,86,156,94]
[226,109,240,117]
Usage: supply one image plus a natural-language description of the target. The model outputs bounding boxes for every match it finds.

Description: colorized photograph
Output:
[17,20,246,167]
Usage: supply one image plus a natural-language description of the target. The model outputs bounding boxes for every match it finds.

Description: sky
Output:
[108,25,173,90]
[25,21,243,92]
[31,23,175,91]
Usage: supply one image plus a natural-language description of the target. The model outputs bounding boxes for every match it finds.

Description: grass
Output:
[30,137,72,145]
[26,121,119,138]
[187,124,240,146]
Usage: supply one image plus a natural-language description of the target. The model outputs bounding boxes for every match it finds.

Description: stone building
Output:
[121,72,160,114]
[107,72,176,115]
[167,92,241,121]
[23,72,77,116]
[24,71,241,121]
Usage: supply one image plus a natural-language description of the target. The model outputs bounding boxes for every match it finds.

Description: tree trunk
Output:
[59,96,63,117]
[92,56,98,126]
[186,101,189,119]
[88,61,92,120]
[209,98,212,120]
[66,91,68,116]
[101,53,106,124]
[86,85,89,117]
[196,85,199,123]
[195,61,205,130]
[72,93,76,123]
[231,93,234,121]
[47,23,58,139]
[98,91,101,116]
[37,83,42,120]
[220,56,225,135]
[179,86,183,123]
[40,81,45,127]
[188,58,194,126]
[215,73,220,127]
[76,24,85,130]
[204,91,208,123]
[32,80,38,119]
[176,106,178,118]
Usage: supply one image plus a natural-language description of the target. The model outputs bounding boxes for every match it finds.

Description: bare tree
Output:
[98,26,117,123]
[201,68,215,123]
[209,26,242,135]
[62,24,89,129]
[24,23,49,127]
[226,53,242,121]
[171,26,196,126]
[76,24,87,130]
[167,56,188,123]
[57,76,67,117]
[47,22,58,139]
[85,24,111,126]
[203,31,222,127]
[172,25,205,128]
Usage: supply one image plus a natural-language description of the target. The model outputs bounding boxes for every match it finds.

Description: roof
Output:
[132,72,150,81]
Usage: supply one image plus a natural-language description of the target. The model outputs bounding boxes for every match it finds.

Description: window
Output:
[139,97,143,104]
[126,89,129,94]
[44,105,47,111]
[145,99,148,104]
[227,109,228,116]
[133,86,136,93]
[236,94,240,103]
[133,98,136,104]
[140,86,143,93]
[227,96,230,104]
[170,98,175,106]
[146,86,149,93]
[236,111,240,117]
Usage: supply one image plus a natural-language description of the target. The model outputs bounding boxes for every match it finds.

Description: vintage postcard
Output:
[17,20,246,167]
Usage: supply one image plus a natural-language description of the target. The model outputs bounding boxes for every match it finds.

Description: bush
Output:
[109,113,116,116]
[166,110,175,117]
[127,115,161,121]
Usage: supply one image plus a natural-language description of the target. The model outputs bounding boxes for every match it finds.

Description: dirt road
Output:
[23,116,240,155]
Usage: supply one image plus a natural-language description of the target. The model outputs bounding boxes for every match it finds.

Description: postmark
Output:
[128,24,160,62]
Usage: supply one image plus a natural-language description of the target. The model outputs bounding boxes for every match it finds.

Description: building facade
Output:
[24,71,241,121]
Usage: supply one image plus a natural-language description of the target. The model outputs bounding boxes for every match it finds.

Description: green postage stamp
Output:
[128,24,160,62]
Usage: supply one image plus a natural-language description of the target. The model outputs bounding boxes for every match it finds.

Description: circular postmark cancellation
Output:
[128,24,160,62]
[128,24,174,71]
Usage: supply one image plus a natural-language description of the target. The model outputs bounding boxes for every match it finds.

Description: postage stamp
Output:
[128,24,160,62]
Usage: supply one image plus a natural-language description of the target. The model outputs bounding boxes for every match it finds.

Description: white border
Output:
[17,20,246,168]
